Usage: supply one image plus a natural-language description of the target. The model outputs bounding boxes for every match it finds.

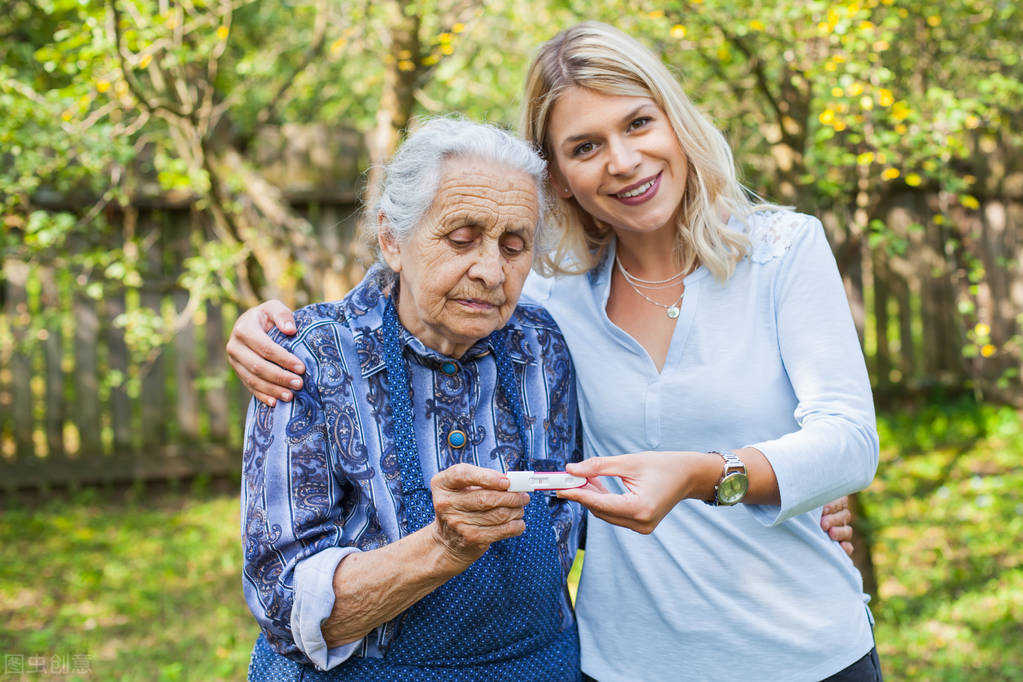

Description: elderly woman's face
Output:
[380,157,539,357]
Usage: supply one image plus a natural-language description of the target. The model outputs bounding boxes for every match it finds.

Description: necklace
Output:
[615,255,685,318]
[615,254,686,287]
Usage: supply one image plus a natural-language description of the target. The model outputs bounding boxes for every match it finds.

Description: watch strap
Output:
[706,450,747,506]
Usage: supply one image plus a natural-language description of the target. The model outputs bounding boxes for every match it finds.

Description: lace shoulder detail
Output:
[747,210,810,264]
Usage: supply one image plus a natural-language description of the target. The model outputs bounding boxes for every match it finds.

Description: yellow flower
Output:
[96,79,111,93]
[831,86,845,97]
[859,20,875,31]
[398,50,412,60]
[857,152,875,166]
[848,82,864,96]
[825,61,838,72]
[422,54,439,66]
[216,25,229,41]
[452,22,465,33]
[860,95,874,110]
[818,21,831,33]
[975,323,991,336]
[880,168,900,181]
[61,110,73,122]
[398,60,415,71]
[330,37,347,54]
[961,195,980,210]
[648,10,665,19]
[895,123,908,134]
[965,115,980,129]
[892,102,911,121]
[926,15,941,27]
[933,215,945,225]
[833,119,847,132]
[873,40,889,51]
[671,24,687,39]
[750,20,765,31]
[980,344,996,358]
[832,54,847,63]
[441,44,454,55]
[905,173,922,186]
[139,54,152,69]
[819,109,836,125]
[878,89,894,107]
[438,32,452,43]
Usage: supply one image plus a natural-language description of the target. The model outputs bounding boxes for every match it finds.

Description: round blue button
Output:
[441,361,458,376]
[448,430,467,448]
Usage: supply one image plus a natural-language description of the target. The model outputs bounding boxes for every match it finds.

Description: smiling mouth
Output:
[613,173,661,201]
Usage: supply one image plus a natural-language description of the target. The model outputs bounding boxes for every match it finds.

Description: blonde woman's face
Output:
[547,87,688,239]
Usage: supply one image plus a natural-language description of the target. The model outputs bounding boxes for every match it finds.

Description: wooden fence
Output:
[2,190,1020,489]
[1,197,363,490]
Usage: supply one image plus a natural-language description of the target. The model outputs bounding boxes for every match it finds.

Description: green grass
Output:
[869,398,1023,680]
[1,398,1021,680]
[0,481,251,680]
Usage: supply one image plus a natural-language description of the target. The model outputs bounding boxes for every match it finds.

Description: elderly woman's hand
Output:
[225,300,304,406]
[429,463,531,564]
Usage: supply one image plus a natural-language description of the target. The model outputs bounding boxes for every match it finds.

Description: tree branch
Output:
[256,0,330,127]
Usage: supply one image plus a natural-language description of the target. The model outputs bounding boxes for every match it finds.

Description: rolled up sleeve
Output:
[241,340,355,669]
[746,217,880,526]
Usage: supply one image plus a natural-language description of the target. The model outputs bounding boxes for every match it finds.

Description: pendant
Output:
[666,305,680,319]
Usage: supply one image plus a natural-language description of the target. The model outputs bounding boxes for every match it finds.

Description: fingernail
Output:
[268,398,277,407]
[281,391,291,401]
[293,364,305,373]
[291,379,303,389]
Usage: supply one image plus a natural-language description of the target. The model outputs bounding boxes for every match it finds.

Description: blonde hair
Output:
[520,22,766,279]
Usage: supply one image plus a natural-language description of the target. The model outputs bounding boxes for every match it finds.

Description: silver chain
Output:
[615,256,685,319]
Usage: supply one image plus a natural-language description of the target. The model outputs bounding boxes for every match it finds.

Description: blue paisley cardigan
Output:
[241,268,584,670]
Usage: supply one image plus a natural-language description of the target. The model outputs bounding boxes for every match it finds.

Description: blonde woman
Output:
[228,23,876,681]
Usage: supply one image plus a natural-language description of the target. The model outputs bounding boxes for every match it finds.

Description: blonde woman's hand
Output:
[821,496,855,556]
[225,300,304,406]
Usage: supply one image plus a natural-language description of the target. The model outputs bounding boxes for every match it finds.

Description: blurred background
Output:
[1,0,1021,679]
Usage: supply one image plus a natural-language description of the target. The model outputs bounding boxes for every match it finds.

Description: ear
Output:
[548,164,572,199]
[377,213,402,273]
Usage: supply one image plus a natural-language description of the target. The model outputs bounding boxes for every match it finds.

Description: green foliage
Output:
[869,399,1023,679]
[2,0,1020,400]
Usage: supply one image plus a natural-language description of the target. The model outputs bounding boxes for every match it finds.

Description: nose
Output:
[468,242,505,289]
[606,136,641,176]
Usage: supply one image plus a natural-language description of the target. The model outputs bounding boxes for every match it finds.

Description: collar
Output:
[346,265,531,378]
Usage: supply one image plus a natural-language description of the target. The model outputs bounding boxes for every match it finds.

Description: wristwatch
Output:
[706,450,749,506]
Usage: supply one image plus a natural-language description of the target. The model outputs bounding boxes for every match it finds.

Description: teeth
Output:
[618,179,654,198]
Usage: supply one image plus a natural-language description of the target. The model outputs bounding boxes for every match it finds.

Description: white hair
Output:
[371,117,552,261]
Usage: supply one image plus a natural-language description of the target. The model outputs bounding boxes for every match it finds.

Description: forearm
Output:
[669,447,780,506]
[321,523,472,648]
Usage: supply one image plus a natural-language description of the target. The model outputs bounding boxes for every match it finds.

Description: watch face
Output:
[718,473,749,505]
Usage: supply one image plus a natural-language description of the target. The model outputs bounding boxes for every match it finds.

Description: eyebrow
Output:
[560,103,655,145]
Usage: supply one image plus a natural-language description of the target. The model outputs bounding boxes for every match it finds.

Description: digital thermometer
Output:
[505,471,587,492]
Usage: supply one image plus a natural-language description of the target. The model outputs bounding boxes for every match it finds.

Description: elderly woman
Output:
[241,118,583,680]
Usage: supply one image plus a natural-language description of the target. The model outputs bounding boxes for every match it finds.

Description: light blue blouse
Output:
[523,210,880,681]
[242,269,584,671]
